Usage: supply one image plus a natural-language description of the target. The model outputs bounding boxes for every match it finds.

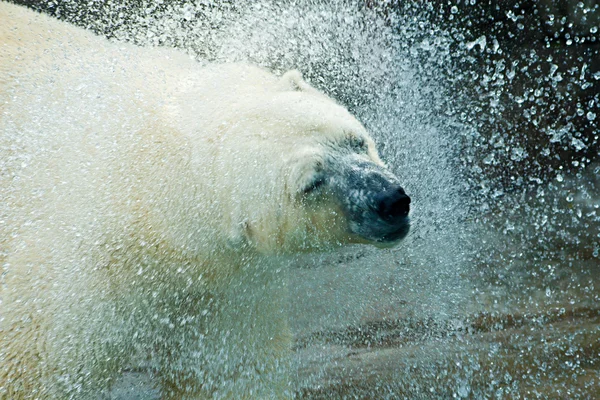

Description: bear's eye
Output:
[302,177,326,195]
[348,136,367,153]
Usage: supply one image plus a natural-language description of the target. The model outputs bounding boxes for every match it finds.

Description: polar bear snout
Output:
[375,187,411,221]
[368,185,411,244]
[330,159,411,246]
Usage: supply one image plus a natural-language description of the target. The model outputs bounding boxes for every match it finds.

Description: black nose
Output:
[376,187,411,221]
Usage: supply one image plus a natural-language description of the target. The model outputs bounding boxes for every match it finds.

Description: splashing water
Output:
[4,0,599,398]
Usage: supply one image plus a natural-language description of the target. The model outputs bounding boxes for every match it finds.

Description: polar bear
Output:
[0,2,410,399]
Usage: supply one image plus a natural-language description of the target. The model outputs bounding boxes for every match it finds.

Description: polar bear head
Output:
[199,67,410,254]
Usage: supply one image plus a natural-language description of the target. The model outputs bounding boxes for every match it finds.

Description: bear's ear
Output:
[280,70,309,92]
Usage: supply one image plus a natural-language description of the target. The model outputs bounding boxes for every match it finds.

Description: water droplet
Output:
[506,10,518,22]
[571,137,586,151]
[510,147,526,161]
[566,194,574,202]
[483,153,495,165]
[466,35,486,51]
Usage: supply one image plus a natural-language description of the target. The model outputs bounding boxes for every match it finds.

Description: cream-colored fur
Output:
[0,2,384,399]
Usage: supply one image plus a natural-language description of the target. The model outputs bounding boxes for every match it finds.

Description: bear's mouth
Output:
[376,218,410,243]
[349,216,410,247]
